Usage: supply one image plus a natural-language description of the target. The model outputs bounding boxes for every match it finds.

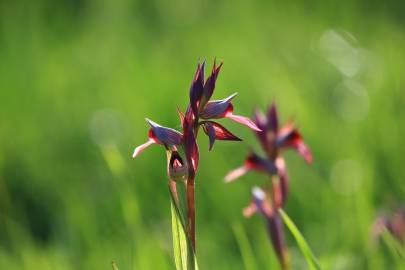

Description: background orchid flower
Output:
[225,103,312,185]
[225,102,313,269]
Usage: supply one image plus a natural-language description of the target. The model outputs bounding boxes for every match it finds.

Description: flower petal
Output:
[267,102,279,131]
[227,113,261,132]
[146,118,183,146]
[224,166,249,183]
[189,61,205,118]
[245,152,277,175]
[276,127,312,164]
[200,59,224,109]
[201,121,242,151]
[132,138,155,158]
[200,93,237,119]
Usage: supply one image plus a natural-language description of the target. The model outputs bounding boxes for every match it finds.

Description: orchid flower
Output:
[243,187,288,270]
[132,60,260,252]
[224,102,313,269]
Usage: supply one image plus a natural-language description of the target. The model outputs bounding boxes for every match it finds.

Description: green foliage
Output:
[170,188,198,270]
[279,209,322,270]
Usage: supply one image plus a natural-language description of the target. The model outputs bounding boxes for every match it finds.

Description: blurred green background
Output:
[1,0,404,269]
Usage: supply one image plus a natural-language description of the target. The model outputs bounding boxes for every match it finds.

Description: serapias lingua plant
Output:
[132,60,260,267]
[225,103,313,270]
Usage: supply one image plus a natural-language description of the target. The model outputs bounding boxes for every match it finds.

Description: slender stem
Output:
[187,177,196,251]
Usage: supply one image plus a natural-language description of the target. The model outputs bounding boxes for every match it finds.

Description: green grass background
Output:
[0,0,404,269]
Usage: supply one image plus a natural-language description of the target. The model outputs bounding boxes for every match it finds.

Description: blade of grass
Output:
[232,223,258,270]
[279,209,322,270]
[170,187,199,270]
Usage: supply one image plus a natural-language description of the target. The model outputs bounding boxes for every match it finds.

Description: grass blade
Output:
[169,187,199,270]
[279,209,322,270]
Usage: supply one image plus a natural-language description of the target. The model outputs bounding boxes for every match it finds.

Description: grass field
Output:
[0,0,404,269]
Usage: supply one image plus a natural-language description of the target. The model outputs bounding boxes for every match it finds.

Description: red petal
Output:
[201,121,242,151]
[276,127,312,164]
[245,152,277,175]
[200,93,237,119]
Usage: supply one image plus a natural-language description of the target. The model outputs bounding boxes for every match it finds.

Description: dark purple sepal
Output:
[200,93,237,119]
[189,61,205,118]
[201,121,242,151]
[200,60,223,110]
[146,118,183,146]
[267,102,279,132]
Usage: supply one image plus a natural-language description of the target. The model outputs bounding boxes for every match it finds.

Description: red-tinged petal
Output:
[201,121,242,151]
[200,93,237,119]
[245,152,277,175]
[243,200,257,218]
[189,61,205,117]
[146,118,183,146]
[276,127,312,164]
[267,102,279,132]
[297,141,313,164]
[200,59,224,109]
[224,166,249,183]
[226,113,261,132]
[132,138,155,158]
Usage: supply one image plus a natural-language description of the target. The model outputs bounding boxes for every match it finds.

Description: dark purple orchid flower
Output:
[132,60,261,251]
[254,103,312,163]
[225,103,311,183]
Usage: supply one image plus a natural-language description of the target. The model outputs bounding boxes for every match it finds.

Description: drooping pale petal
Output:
[189,61,205,118]
[200,60,223,109]
[227,113,261,132]
[224,166,249,183]
[243,200,257,217]
[201,121,242,151]
[132,138,155,158]
[146,118,183,146]
[200,93,238,119]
